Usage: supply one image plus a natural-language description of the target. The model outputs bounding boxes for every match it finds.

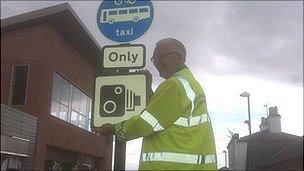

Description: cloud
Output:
[209,2,303,86]
[149,1,303,86]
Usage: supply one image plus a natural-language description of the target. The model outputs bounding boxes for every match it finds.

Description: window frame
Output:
[109,10,117,16]
[50,71,92,131]
[129,9,138,14]
[9,64,30,106]
[139,8,148,13]
[119,9,128,15]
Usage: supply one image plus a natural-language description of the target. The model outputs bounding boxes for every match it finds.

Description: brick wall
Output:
[1,22,112,170]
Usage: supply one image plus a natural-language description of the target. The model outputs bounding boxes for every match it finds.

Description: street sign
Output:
[93,74,147,127]
[102,44,146,69]
[96,0,154,42]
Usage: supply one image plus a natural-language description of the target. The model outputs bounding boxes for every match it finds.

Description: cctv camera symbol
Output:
[100,84,141,117]
[126,89,141,112]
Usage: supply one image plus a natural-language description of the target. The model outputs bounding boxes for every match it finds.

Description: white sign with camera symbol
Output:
[93,74,147,127]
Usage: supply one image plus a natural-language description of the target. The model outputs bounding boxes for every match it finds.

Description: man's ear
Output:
[175,55,184,65]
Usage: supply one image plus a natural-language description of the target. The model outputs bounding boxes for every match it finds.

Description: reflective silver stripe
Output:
[142,152,216,165]
[175,76,196,115]
[140,110,164,132]
[205,154,217,164]
[174,113,208,127]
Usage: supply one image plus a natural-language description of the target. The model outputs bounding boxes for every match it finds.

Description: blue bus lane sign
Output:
[97,0,154,43]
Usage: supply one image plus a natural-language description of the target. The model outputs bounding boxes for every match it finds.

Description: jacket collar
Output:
[168,65,188,79]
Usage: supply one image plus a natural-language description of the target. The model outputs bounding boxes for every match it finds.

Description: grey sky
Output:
[152,1,303,86]
[2,1,302,86]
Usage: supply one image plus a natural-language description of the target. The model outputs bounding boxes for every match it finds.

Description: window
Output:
[109,11,117,15]
[139,8,148,13]
[10,66,29,105]
[129,9,138,14]
[119,10,128,15]
[51,72,92,131]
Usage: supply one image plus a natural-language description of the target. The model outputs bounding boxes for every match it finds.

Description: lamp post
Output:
[263,103,269,116]
[240,91,251,135]
[222,150,227,167]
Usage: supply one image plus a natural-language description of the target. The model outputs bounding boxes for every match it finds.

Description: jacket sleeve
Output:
[114,78,190,141]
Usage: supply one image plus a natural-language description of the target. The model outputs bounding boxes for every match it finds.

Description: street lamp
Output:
[240,91,251,135]
[263,103,269,116]
[222,150,227,167]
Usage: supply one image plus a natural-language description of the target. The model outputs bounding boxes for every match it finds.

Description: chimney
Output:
[268,106,281,133]
[259,106,281,133]
[227,133,247,170]
[227,133,238,169]
[232,133,239,140]
[259,117,268,131]
[227,133,239,149]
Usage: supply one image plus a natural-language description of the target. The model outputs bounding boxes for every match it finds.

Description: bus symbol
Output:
[100,6,150,24]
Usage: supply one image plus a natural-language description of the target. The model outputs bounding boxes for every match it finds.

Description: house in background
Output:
[1,3,112,170]
[227,106,303,170]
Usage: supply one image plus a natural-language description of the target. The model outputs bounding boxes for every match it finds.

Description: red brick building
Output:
[1,3,112,170]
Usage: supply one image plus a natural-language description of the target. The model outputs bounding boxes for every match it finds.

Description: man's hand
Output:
[95,123,115,136]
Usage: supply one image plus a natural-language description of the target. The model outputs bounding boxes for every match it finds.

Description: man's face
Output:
[151,47,164,77]
[151,43,180,79]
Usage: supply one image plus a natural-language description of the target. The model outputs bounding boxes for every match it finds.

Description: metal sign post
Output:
[113,69,127,171]
[114,135,126,170]
[94,0,154,169]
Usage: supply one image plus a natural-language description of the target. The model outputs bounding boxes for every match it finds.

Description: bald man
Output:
[97,38,217,170]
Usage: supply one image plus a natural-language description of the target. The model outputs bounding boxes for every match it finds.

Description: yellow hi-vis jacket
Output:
[114,67,217,170]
